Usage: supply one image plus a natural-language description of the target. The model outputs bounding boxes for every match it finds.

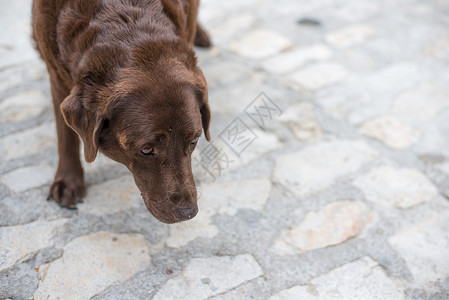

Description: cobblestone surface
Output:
[1,0,449,299]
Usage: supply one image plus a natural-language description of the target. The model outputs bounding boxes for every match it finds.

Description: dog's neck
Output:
[57,0,192,85]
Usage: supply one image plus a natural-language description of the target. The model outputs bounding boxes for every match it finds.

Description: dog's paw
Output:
[48,173,85,209]
[194,24,212,48]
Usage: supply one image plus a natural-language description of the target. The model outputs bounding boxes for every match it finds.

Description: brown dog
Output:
[32,0,212,223]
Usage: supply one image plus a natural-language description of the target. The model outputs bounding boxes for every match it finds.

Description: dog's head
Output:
[60,42,210,223]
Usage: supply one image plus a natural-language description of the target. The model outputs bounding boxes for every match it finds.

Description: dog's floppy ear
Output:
[60,86,105,163]
[194,67,211,141]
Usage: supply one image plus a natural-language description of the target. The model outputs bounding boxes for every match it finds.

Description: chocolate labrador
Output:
[32,0,212,223]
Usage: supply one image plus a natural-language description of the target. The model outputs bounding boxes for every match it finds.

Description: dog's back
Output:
[32,0,203,91]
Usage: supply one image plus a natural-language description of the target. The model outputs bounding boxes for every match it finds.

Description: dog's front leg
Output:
[48,72,85,209]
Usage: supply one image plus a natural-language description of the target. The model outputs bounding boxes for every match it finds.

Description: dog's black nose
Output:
[174,201,198,221]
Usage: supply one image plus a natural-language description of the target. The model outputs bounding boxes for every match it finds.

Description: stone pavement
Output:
[1,0,449,299]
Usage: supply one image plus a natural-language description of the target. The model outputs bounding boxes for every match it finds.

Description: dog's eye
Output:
[191,137,199,145]
[141,148,155,156]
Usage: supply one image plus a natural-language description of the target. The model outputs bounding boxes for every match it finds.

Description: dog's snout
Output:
[174,198,198,221]
[176,206,196,219]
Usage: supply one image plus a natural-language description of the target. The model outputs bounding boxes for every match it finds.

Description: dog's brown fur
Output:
[32,0,212,223]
